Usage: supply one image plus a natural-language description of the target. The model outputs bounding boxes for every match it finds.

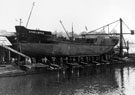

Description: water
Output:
[0,63,135,95]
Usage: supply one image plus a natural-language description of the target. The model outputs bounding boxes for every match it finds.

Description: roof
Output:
[0,36,12,46]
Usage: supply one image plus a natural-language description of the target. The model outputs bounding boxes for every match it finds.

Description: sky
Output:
[0,0,135,36]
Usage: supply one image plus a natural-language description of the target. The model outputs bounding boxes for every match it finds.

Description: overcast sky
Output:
[0,0,135,35]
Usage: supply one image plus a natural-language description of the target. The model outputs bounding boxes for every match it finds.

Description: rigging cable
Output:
[88,19,119,34]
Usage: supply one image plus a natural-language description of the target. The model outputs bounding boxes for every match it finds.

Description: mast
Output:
[72,23,74,41]
[119,18,123,56]
[19,18,22,26]
[26,2,35,28]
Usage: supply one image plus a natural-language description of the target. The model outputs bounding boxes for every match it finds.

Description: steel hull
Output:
[10,26,119,57]
[19,42,116,57]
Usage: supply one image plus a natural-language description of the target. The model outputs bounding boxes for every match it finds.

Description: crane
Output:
[26,2,35,28]
[59,20,70,40]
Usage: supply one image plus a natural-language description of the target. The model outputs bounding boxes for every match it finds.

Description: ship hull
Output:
[9,26,119,58]
[18,42,116,57]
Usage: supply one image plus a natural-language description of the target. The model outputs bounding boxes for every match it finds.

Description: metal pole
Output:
[119,18,123,57]
[72,23,74,41]
[19,18,22,26]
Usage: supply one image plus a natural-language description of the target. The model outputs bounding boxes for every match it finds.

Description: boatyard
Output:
[0,0,135,94]
[0,18,134,77]
[0,19,135,95]
[0,1,134,76]
[0,18,135,95]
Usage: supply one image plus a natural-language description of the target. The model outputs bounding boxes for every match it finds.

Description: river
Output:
[0,63,135,95]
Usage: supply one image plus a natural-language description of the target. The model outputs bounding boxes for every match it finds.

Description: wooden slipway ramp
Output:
[1,45,30,58]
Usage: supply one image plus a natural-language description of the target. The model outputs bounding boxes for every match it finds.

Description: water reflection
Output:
[0,64,135,95]
[115,65,135,95]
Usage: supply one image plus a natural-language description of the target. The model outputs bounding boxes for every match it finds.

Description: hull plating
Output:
[19,42,115,57]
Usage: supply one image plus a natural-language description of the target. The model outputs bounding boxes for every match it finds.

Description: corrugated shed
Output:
[0,37,12,46]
